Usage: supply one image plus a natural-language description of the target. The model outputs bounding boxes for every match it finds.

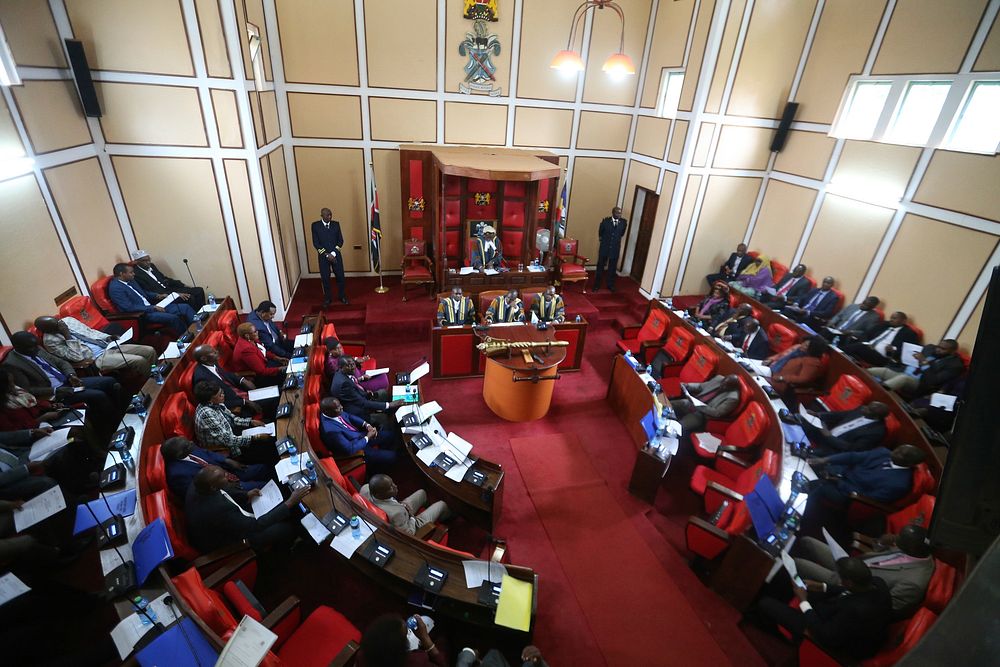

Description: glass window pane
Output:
[839,81,891,138]
[887,81,950,145]
[658,72,684,118]
[949,81,1000,153]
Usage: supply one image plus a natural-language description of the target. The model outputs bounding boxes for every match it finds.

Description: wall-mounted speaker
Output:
[64,39,102,118]
[769,101,798,152]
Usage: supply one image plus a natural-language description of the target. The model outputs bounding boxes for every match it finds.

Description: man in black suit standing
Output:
[706,243,752,287]
[594,206,627,293]
[311,207,347,306]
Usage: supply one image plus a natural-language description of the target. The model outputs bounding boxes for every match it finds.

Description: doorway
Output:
[622,187,658,283]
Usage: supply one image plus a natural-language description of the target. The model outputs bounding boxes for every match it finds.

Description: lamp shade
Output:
[602,52,636,76]
[550,49,585,72]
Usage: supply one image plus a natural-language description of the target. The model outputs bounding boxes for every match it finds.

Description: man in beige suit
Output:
[360,474,452,535]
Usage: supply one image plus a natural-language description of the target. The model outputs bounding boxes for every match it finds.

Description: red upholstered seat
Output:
[886,494,936,534]
[478,290,507,321]
[144,489,199,561]
[401,238,435,301]
[659,344,718,395]
[502,229,523,259]
[58,295,111,331]
[269,605,361,667]
[818,374,872,412]
[692,402,769,459]
[858,608,938,667]
[770,260,788,282]
[661,326,696,366]
[321,322,337,340]
[303,404,328,458]
[145,444,167,493]
[923,560,957,614]
[319,457,360,496]
[767,322,799,354]
[217,311,239,349]
[883,413,901,445]
[705,376,753,432]
[352,492,389,522]
[557,238,588,291]
[909,323,924,344]
[685,502,751,560]
[846,463,936,527]
[305,374,321,404]
[178,362,197,403]
[690,449,778,513]
[160,391,196,440]
[172,567,238,637]
[89,275,148,336]
[616,307,671,364]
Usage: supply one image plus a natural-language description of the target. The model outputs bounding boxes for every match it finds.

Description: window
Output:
[656,71,684,119]
[838,81,891,139]
[0,25,20,86]
[947,81,1000,153]
[887,81,951,145]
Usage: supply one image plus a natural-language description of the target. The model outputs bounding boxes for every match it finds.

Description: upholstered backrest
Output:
[172,567,238,637]
[767,323,799,354]
[304,404,326,457]
[737,449,779,493]
[160,391,196,440]
[923,562,957,614]
[59,295,111,330]
[90,276,117,314]
[478,290,506,317]
[144,489,199,561]
[734,376,753,414]
[179,362,197,403]
[352,492,389,522]
[678,345,718,384]
[824,375,872,411]
[883,413,901,445]
[217,311,239,349]
[502,230,523,259]
[636,308,670,342]
[145,444,167,493]
[724,402,769,448]
[663,326,695,362]
[558,239,579,258]
[886,494,936,534]
[319,457,356,495]
[770,260,788,282]
[404,238,426,257]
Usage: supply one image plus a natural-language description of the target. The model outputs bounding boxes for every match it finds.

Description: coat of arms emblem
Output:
[459,19,502,96]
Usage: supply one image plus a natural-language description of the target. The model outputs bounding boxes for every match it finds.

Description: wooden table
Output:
[431,320,587,379]
[442,269,553,300]
[479,325,567,422]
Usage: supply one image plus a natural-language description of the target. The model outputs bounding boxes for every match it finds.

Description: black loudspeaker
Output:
[769,101,799,152]
[929,266,1000,557]
[64,39,102,118]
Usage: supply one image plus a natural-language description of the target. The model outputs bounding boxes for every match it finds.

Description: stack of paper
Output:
[242,422,276,437]
[462,560,508,588]
[691,433,722,455]
[415,431,474,481]
[901,342,923,368]
[155,292,180,308]
[250,480,283,518]
[28,429,73,462]
[287,359,308,373]
[494,574,532,632]
[216,616,277,667]
[248,386,279,401]
[459,266,476,275]
[13,485,67,532]
[330,519,374,558]
[275,454,312,482]
[395,401,443,423]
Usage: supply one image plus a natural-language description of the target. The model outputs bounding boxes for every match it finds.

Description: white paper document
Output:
[13,485,67,532]
[822,528,849,560]
[110,593,180,660]
[251,480,283,519]
[106,327,134,347]
[330,520,374,558]
[459,266,476,275]
[409,361,430,384]
[301,513,332,544]
[160,341,182,360]
[155,292,180,308]
[366,367,390,377]
[28,428,72,462]
[395,401,443,423]
[929,393,957,412]
[901,342,923,368]
[462,560,509,588]
[100,543,134,576]
[483,268,499,275]
[405,616,436,651]
[780,551,799,580]
[199,303,220,314]
[681,386,707,407]
[0,573,30,607]
[215,615,278,667]
[275,453,312,482]
[241,422,275,437]
[247,386,280,401]
[287,359,308,373]
[293,333,312,348]
[798,404,823,428]
[692,432,722,455]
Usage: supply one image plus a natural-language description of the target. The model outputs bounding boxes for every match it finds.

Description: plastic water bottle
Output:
[152,364,164,385]
[207,293,216,307]
[350,515,361,539]
[132,595,158,626]
[645,364,653,376]
[119,444,135,472]
[176,340,186,354]
[665,297,673,309]
[288,443,299,466]
[195,317,203,331]
[575,314,582,323]
[305,459,317,483]
[134,396,147,421]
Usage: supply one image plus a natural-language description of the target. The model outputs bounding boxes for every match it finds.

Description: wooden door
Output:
[629,188,658,282]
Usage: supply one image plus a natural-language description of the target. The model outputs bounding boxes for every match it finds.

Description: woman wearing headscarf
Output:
[729,254,773,298]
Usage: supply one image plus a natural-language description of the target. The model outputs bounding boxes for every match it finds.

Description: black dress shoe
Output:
[340,297,349,304]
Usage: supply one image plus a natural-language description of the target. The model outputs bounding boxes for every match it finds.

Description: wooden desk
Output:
[607,354,658,449]
[442,269,553,300]
[479,325,567,422]
[431,320,587,379]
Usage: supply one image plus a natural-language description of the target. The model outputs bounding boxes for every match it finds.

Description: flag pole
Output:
[369,161,389,294]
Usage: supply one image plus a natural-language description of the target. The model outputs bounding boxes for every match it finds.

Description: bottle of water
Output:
[119,444,135,472]
[134,395,148,421]
[132,595,158,626]
[305,459,317,483]
[152,364,164,385]
[195,316,203,331]
[176,340,186,354]
[288,443,299,466]
[350,515,361,539]
[665,297,673,309]
[207,293,216,307]
[645,364,653,376]
[575,314,582,323]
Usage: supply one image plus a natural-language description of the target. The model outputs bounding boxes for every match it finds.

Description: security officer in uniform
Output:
[311,207,347,306]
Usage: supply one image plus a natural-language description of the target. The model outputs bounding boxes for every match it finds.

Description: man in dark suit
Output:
[760,263,812,305]
[318,398,399,472]
[706,243,752,287]
[130,250,205,311]
[191,345,268,417]
[311,207,347,306]
[798,402,890,455]
[729,317,770,360]
[108,263,197,337]
[821,296,882,343]
[594,206,627,292]
[670,374,742,433]
[161,436,271,498]
[869,339,964,399]
[782,276,839,328]
[805,444,926,508]
[184,465,307,553]
[842,311,919,367]
[330,356,402,424]
[247,300,293,358]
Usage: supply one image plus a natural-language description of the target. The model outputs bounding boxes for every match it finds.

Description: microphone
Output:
[163,595,206,667]
[182,258,196,287]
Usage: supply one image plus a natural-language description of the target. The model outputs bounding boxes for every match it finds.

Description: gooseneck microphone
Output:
[182,258,196,287]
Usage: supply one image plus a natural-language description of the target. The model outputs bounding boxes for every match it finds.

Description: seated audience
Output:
[804,444,926,508]
[714,303,753,338]
[192,344,265,417]
[161,435,271,498]
[706,243,752,287]
[760,263,811,305]
[108,263,197,337]
[324,338,389,394]
[231,323,287,384]
[437,287,477,327]
[530,285,566,323]
[820,296,882,342]
[794,524,934,619]
[247,300,293,358]
[868,339,963,399]
[841,311,918,367]
[35,315,157,380]
[318,397,399,472]
[669,374,741,433]
[471,226,503,271]
[331,356,402,423]
[728,255,773,299]
[799,402,890,455]
[193,380,277,465]
[0,430,59,501]
[689,283,731,328]
[782,276,839,327]
[361,473,452,536]
[728,317,770,360]
[185,465,306,553]
[0,368,67,432]
[130,249,206,311]
[485,289,525,324]
[755,557,892,660]
[765,337,829,401]
[358,613,446,666]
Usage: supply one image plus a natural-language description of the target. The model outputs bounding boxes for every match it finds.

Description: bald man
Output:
[360,474,451,535]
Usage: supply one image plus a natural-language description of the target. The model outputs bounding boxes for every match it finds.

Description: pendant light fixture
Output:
[550,1,635,77]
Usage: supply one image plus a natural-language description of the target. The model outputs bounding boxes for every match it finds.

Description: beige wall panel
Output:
[243,0,272,81]
[679,0,717,112]
[276,0,359,85]
[871,215,998,341]
[195,0,231,78]
[288,93,362,140]
[582,0,652,106]
[957,293,985,352]
[370,98,436,143]
[831,141,921,202]
[223,159,269,307]
[974,14,1000,71]
[914,151,1000,222]
[713,125,772,170]
[773,130,835,180]
[795,0,886,124]
[43,158,128,287]
[0,94,24,157]
[641,0,696,108]
[233,0,254,80]
[266,150,301,286]
[512,107,573,148]
[661,175,703,295]
[680,176,761,293]
[365,0,436,90]
[691,122,715,168]
[0,176,77,331]
[260,91,279,144]
[11,80,92,154]
[728,0,816,119]
[667,119,688,163]
[748,181,816,263]
[633,116,669,159]
[873,0,987,74]
[65,0,193,75]
[575,112,632,151]
[0,1,65,67]
[621,161,660,223]
[705,0,747,114]
[373,149,403,270]
[96,83,208,146]
[800,196,893,299]
[248,91,264,148]
[112,156,242,308]
[259,154,289,300]
[211,89,243,148]
[566,158,625,261]
[444,0,513,93]
[294,147,368,274]
[517,0,583,102]
[444,102,507,145]
[642,170,677,292]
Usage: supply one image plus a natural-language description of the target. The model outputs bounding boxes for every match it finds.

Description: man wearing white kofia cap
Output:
[130,249,206,311]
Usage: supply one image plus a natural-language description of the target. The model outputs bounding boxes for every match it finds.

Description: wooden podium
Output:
[478,325,567,422]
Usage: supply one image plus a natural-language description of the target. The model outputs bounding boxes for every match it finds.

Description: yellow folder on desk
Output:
[494,574,532,632]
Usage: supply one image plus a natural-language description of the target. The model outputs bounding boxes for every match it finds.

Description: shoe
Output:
[340,297,349,304]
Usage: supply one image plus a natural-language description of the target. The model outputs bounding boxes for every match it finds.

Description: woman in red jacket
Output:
[765,336,828,407]
[231,323,287,386]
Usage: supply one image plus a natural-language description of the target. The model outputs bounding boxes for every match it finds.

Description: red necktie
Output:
[339,416,357,432]
[777,278,794,296]
[743,334,751,352]
[189,455,237,481]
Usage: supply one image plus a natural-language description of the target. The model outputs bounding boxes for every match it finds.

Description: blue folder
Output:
[136,617,219,666]
[73,488,137,534]
[133,518,175,585]
[640,409,658,441]
[744,476,785,538]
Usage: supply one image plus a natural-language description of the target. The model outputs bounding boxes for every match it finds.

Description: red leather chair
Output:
[320,322,337,340]
[160,391,196,440]
[816,374,872,412]
[658,344,718,396]
[217,311,239,350]
[691,402,769,460]
[401,238,434,302]
[770,259,788,282]
[318,456,363,495]
[909,323,924,344]
[658,325,697,368]
[304,404,329,458]
[145,444,167,493]
[846,463,936,528]
[59,295,112,331]
[690,449,779,515]
[172,566,240,637]
[798,607,938,667]
[556,238,588,292]
[922,560,957,614]
[767,322,799,354]
[178,362,197,403]
[883,412,901,445]
[305,374,321,404]
[90,275,159,337]
[885,494,936,534]
[352,492,389,522]
[616,307,671,364]
[143,489,199,561]
[705,376,753,432]
[685,501,752,559]
[478,289,507,323]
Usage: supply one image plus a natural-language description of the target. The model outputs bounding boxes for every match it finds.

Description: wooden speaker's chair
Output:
[556,238,588,292]
[400,238,434,302]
